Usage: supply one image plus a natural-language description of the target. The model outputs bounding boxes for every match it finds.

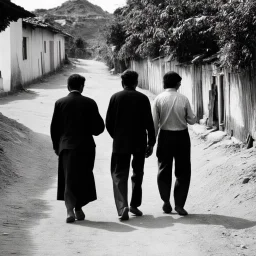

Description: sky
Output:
[12,0,126,13]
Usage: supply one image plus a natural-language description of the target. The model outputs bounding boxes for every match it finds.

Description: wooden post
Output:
[0,70,3,91]
[218,74,225,131]
[207,89,215,127]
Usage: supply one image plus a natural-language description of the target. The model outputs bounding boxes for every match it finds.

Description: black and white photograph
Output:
[0,0,256,255]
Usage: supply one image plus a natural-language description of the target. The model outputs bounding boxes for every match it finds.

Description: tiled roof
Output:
[23,17,73,38]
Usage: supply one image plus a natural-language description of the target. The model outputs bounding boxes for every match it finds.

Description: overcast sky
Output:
[12,0,126,13]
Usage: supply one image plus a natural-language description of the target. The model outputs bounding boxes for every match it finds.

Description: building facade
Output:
[0,17,71,92]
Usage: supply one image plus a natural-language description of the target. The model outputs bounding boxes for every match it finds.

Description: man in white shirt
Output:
[152,71,196,216]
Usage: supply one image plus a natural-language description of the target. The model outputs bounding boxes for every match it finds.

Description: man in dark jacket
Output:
[50,74,105,223]
[106,70,155,220]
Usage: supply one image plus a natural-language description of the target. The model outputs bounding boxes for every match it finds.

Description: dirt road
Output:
[0,60,255,256]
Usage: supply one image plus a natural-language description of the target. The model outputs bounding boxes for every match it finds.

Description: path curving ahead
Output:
[0,60,254,256]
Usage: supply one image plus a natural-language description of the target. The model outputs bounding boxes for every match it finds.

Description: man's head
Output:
[121,70,138,88]
[163,71,182,89]
[67,74,86,92]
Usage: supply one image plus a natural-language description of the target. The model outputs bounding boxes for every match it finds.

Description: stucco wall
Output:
[0,21,13,91]
[22,26,66,85]
[0,19,67,92]
[10,19,23,90]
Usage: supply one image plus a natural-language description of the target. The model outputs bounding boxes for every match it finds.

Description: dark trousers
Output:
[111,152,145,216]
[156,129,191,208]
[58,147,96,210]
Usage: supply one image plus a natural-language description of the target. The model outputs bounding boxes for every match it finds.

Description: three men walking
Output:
[50,70,196,222]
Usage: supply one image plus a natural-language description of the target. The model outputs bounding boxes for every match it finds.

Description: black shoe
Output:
[75,209,85,221]
[119,207,129,221]
[66,212,76,223]
[162,202,172,214]
[175,206,188,216]
[130,206,143,216]
[66,210,76,223]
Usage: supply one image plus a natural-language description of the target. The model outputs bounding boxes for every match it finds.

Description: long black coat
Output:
[51,92,104,154]
[106,88,156,154]
[50,91,105,205]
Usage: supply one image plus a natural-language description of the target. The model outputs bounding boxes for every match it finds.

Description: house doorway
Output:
[207,74,225,130]
[208,76,218,128]
[59,41,61,64]
[218,74,225,131]
[49,41,54,71]
[40,52,44,75]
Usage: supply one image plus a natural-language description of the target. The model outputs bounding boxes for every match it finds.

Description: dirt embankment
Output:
[190,126,256,221]
[0,111,56,255]
[0,112,30,188]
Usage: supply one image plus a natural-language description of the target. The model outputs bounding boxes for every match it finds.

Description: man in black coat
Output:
[106,70,156,220]
[50,74,105,223]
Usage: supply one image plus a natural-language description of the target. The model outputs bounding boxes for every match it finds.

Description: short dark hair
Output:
[163,71,182,89]
[121,70,138,87]
[67,74,85,90]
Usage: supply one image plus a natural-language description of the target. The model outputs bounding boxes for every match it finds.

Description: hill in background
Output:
[34,0,113,48]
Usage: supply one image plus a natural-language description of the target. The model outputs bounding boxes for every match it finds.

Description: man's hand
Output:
[145,145,153,158]
[54,149,59,156]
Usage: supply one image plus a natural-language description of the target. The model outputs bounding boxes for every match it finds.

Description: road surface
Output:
[0,60,255,256]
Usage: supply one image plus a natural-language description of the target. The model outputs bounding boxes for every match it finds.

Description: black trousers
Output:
[111,152,145,216]
[156,129,191,208]
[57,147,96,210]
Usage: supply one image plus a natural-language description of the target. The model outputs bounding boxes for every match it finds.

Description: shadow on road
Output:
[126,213,256,230]
[74,220,136,232]
[0,90,40,105]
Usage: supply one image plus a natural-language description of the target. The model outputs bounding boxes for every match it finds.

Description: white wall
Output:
[22,26,48,83]
[0,20,67,92]
[0,77,3,90]
[10,19,23,90]
[0,19,25,92]
[21,26,66,85]
[0,21,13,91]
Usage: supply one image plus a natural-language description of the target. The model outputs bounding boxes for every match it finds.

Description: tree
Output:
[75,37,88,49]
[107,0,223,62]
[105,0,256,69]
[105,19,126,51]
[68,37,91,59]
[216,0,256,69]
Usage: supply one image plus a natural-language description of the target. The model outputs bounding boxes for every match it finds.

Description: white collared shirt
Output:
[152,88,196,136]
[70,90,81,93]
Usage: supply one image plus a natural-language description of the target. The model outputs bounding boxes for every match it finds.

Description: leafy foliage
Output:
[106,0,256,69]
[105,20,126,51]
[216,0,256,69]
[68,37,92,59]
[94,43,115,69]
